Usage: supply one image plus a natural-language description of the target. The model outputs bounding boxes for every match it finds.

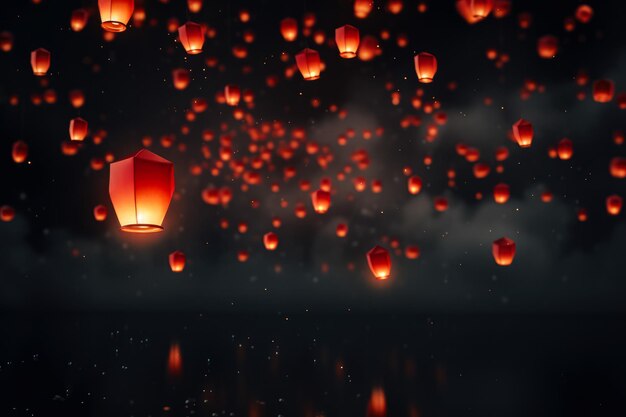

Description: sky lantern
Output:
[280,17,298,41]
[407,175,422,194]
[512,119,533,148]
[178,22,204,54]
[577,208,588,222]
[12,141,28,163]
[295,48,321,80]
[367,246,391,280]
[492,237,515,266]
[592,79,614,103]
[335,25,360,58]
[575,4,593,23]
[414,52,437,83]
[172,68,190,90]
[0,31,13,52]
[187,0,202,13]
[493,183,510,204]
[30,48,50,76]
[456,0,482,23]
[434,197,448,212]
[311,189,331,214]
[167,342,182,377]
[557,138,573,160]
[71,9,89,32]
[405,245,420,259]
[0,205,15,222]
[354,0,373,18]
[69,90,85,108]
[93,205,108,221]
[109,149,175,233]
[69,117,88,141]
[263,232,279,250]
[606,195,622,215]
[469,0,494,19]
[169,251,186,272]
[225,85,241,106]
[537,35,558,58]
[336,223,348,238]
[610,157,626,178]
[98,0,134,32]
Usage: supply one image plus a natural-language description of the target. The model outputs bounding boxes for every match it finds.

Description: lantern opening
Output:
[101,21,127,32]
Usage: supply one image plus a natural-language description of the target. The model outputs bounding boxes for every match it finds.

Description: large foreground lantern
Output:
[492,237,516,266]
[414,52,437,83]
[367,245,391,280]
[512,118,533,148]
[30,48,50,76]
[178,22,204,54]
[109,149,174,233]
[335,25,360,58]
[98,0,134,32]
[296,48,321,80]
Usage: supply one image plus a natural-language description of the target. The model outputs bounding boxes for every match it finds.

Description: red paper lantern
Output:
[12,140,28,163]
[336,223,348,238]
[172,68,190,90]
[414,52,437,83]
[69,117,88,141]
[178,22,204,54]
[296,48,321,81]
[280,17,298,41]
[609,157,626,179]
[407,175,422,194]
[311,189,331,214]
[0,205,15,222]
[30,48,50,76]
[469,0,493,19]
[537,35,558,58]
[557,138,573,160]
[335,25,360,58]
[225,85,241,106]
[93,205,108,221]
[606,195,622,216]
[169,251,186,272]
[492,237,515,266]
[367,245,391,280]
[71,9,89,32]
[263,232,279,250]
[512,118,533,148]
[354,0,373,18]
[98,0,134,32]
[493,183,510,204]
[109,149,175,233]
[592,79,614,103]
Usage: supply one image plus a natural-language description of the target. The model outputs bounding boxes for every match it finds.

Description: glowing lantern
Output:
[0,31,13,52]
[263,232,279,250]
[592,79,614,103]
[93,205,108,221]
[12,141,28,163]
[512,119,533,148]
[296,48,321,81]
[109,149,175,233]
[354,0,373,18]
[167,342,182,377]
[280,17,298,41]
[577,208,588,222]
[69,90,85,108]
[575,4,593,23]
[71,9,89,32]
[606,195,622,216]
[367,387,387,417]
[407,175,422,194]
[178,22,204,54]
[30,48,50,76]
[414,52,437,83]
[610,157,626,178]
[557,138,573,160]
[69,117,88,141]
[434,197,448,212]
[172,68,190,90]
[0,205,15,222]
[367,246,391,280]
[469,0,493,19]
[225,85,241,106]
[335,25,359,58]
[169,251,186,272]
[537,35,558,58]
[98,0,134,32]
[336,223,348,238]
[188,0,202,13]
[493,183,510,204]
[492,237,515,266]
[405,245,420,259]
[311,190,331,214]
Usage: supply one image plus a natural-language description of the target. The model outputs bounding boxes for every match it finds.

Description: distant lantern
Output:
[295,48,321,80]
[0,31,13,52]
[172,68,190,90]
[187,0,202,13]
[575,4,593,23]
[169,251,186,272]
[30,48,50,76]
[109,149,175,233]
[225,85,241,106]
[367,246,391,280]
[469,0,493,19]
[592,79,614,103]
[493,183,510,204]
[178,22,204,54]
[407,175,422,194]
[280,17,298,41]
[71,9,89,32]
[98,0,134,32]
[69,89,85,108]
[93,205,108,221]
[434,197,448,212]
[12,140,28,163]
[69,117,88,141]
[610,157,626,179]
[263,232,279,250]
[405,245,420,259]
[414,52,437,83]
[606,195,622,216]
[335,25,360,58]
[167,342,182,377]
[311,189,331,214]
[367,387,387,417]
[512,118,533,148]
[557,138,573,160]
[537,35,558,58]
[492,237,516,266]
[336,223,348,237]
[0,205,15,222]
[354,0,373,18]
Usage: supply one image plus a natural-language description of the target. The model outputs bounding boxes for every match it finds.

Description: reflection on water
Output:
[1,314,625,416]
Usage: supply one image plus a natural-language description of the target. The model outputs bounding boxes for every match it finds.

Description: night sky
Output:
[2,0,626,313]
